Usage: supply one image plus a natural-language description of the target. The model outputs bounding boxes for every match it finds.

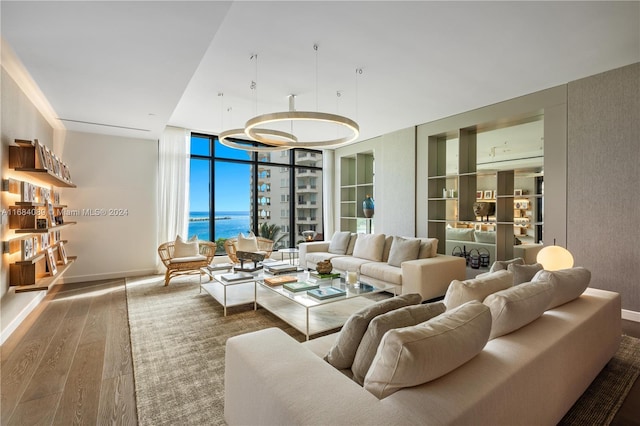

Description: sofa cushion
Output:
[359,262,403,286]
[446,228,475,242]
[352,233,386,261]
[328,231,352,255]
[174,234,199,257]
[351,302,446,385]
[417,237,438,259]
[483,280,554,339]
[325,293,421,369]
[508,262,544,285]
[330,256,372,273]
[381,236,394,262]
[489,257,525,273]
[443,270,513,310]
[387,236,421,267]
[474,230,496,244]
[533,267,591,309]
[364,301,491,399]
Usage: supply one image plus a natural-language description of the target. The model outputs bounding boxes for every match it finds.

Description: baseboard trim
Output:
[0,290,46,345]
[61,268,158,284]
[622,309,640,322]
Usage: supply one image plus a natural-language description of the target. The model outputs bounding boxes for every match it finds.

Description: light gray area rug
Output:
[127,275,640,426]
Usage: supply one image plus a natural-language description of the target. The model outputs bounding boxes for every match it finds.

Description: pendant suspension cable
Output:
[314,44,319,112]
[355,68,363,122]
[250,53,258,116]
[218,92,224,130]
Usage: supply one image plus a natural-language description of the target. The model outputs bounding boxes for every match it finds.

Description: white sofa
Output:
[445,227,543,265]
[298,232,466,300]
[225,275,621,425]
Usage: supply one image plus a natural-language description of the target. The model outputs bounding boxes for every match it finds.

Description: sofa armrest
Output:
[401,254,466,301]
[225,327,395,425]
[298,241,331,268]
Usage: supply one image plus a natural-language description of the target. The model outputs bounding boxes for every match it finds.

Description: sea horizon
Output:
[188,211,251,241]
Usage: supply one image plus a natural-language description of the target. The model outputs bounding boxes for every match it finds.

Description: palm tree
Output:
[258,222,287,248]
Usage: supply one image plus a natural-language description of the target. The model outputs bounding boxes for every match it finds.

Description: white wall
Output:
[57,131,158,282]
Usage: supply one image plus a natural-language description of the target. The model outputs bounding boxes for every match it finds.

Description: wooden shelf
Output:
[13,222,77,234]
[11,168,76,188]
[14,257,77,293]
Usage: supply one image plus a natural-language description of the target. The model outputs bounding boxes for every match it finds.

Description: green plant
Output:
[258,222,286,247]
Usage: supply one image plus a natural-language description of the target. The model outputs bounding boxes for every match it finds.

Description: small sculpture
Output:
[473,202,496,221]
[316,260,333,274]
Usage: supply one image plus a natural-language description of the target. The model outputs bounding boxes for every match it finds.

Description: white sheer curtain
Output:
[157,126,190,270]
[322,149,335,240]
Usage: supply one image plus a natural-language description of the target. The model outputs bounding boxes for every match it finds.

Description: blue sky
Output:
[189,137,251,212]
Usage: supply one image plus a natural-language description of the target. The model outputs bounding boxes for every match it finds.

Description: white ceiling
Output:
[2,1,639,145]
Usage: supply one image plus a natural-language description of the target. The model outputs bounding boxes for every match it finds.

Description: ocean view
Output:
[188,211,250,241]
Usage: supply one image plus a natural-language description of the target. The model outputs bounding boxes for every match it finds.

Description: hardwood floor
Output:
[1,278,639,425]
[1,279,136,425]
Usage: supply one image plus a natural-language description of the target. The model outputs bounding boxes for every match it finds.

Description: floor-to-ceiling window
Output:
[188,133,323,254]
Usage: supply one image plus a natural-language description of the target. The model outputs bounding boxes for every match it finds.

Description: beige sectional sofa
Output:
[225,268,621,425]
[298,232,466,300]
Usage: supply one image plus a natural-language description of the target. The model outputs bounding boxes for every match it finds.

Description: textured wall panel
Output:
[567,63,640,311]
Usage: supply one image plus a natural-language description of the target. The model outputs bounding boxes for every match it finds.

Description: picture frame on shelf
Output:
[59,241,68,265]
[36,218,48,229]
[476,190,483,199]
[514,189,523,196]
[483,190,493,199]
[47,201,56,227]
[492,190,498,199]
[45,247,57,275]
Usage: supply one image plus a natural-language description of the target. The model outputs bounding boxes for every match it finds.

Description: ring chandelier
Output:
[219,46,360,152]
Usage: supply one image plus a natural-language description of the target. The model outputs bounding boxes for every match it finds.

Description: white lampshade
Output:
[536,245,574,271]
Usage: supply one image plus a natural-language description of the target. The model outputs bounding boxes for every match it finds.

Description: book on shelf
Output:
[264,275,298,286]
[220,272,254,283]
[307,287,346,300]
[283,281,320,293]
[310,271,341,280]
[266,264,299,274]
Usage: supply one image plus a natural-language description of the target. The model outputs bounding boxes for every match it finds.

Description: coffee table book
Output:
[266,264,299,274]
[264,275,298,286]
[307,287,346,300]
[220,272,255,283]
[310,271,341,280]
[283,281,320,293]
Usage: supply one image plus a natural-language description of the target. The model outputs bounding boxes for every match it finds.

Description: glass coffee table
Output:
[255,273,394,340]
[200,266,257,316]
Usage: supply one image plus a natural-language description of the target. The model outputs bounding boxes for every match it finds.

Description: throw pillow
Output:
[237,232,258,252]
[346,233,358,255]
[328,231,352,255]
[364,301,491,399]
[417,238,438,259]
[508,262,544,285]
[387,236,421,267]
[325,293,422,369]
[351,302,446,385]
[474,230,496,244]
[352,233,386,261]
[443,269,513,310]
[174,234,199,258]
[489,257,525,273]
[532,267,591,309]
[483,280,554,339]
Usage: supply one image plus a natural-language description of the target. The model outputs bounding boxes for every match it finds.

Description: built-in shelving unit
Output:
[3,140,76,293]
[339,152,374,233]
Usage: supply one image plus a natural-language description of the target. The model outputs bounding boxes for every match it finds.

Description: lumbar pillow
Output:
[364,301,491,399]
[325,293,422,369]
[328,231,352,255]
[446,228,475,242]
[351,302,446,385]
[443,270,513,310]
[489,257,525,273]
[483,280,554,339]
[508,262,544,285]
[387,236,421,267]
[532,267,591,309]
[174,234,199,257]
[352,233,386,261]
[236,232,258,252]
